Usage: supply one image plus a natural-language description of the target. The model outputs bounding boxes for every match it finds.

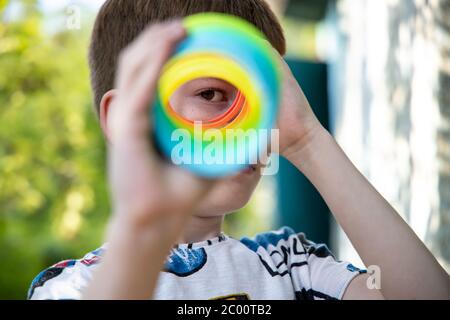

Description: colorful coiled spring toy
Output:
[153,13,281,177]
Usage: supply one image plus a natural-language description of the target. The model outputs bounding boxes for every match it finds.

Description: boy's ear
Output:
[99,89,117,143]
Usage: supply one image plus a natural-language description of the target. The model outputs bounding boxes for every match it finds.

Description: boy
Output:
[28,0,449,300]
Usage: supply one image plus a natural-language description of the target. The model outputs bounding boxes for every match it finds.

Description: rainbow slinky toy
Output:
[153,13,281,177]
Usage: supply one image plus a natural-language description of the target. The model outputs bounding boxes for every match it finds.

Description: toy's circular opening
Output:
[158,52,261,132]
[167,77,247,128]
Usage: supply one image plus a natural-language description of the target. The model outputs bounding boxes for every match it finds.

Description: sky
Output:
[38,0,106,13]
[4,0,106,23]
[4,0,107,33]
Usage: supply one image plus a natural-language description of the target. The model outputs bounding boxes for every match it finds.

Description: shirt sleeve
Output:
[291,230,366,300]
[28,246,105,300]
[27,266,83,300]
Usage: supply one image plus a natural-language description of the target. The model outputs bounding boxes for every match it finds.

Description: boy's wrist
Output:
[106,208,189,250]
[282,124,331,170]
[83,214,177,300]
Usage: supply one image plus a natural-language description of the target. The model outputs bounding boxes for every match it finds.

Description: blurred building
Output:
[328,0,450,272]
[269,0,450,272]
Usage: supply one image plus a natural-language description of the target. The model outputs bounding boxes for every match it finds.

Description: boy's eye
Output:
[199,89,225,102]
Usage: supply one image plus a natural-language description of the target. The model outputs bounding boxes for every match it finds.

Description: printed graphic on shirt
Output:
[164,247,207,277]
[240,227,308,277]
[346,263,365,273]
[53,259,77,268]
[239,227,364,300]
[295,288,338,300]
[296,233,335,258]
[209,293,250,300]
[80,247,104,266]
[297,233,364,274]
[27,247,104,299]
[28,266,66,299]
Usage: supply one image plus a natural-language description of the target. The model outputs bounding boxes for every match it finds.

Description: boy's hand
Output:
[273,55,450,300]
[84,21,217,299]
[108,20,212,230]
[275,57,323,161]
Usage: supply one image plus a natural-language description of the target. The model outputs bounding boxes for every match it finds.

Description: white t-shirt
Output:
[28,226,365,300]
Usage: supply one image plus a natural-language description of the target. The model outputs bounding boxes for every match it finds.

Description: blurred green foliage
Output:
[0,1,110,299]
[0,0,274,299]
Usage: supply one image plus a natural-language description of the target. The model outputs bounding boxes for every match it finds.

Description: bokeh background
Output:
[1,0,449,299]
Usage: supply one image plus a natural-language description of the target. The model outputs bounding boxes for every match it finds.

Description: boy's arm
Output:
[82,21,213,299]
[341,273,384,299]
[277,60,450,299]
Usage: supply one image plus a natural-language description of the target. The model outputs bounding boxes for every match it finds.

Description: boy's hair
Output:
[88,0,286,115]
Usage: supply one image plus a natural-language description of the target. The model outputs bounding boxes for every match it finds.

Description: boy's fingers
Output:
[116,21,175,77]
[116,20,185,92]
[111,21,186,140]
[126,26,186,115]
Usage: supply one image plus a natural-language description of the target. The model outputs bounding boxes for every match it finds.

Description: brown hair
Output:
[88,0,286,114]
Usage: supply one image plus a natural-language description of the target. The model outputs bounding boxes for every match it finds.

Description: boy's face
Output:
[169,77,262,216]
[102,77,261,216]
[194,164,261,216]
